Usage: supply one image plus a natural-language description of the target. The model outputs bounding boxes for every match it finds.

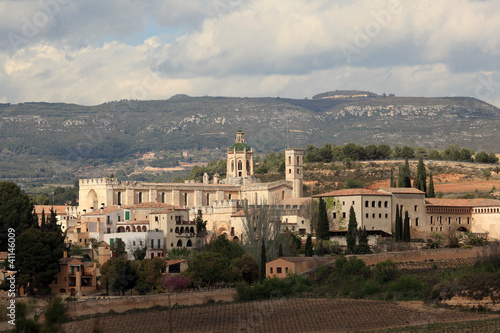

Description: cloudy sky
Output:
[2,0,500,106]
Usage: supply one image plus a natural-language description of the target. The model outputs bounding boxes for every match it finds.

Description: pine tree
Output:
[427,172,435,198]
[404,210,411,242]
[402,158,412,187]
[259,240,267,280]
[395,204,401,241]
[414,158,427,193]
[316,197,330,240]
[305,234,313,257]
[346,206,357,254]
[390,167,396,187]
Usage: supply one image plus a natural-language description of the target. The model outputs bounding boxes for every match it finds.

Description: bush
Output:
[236,275,311,301]
[163,274,191,292]
[374,260,399,283]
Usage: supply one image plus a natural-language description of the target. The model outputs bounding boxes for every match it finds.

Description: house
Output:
[50,252,98,296]
[165,259,188,274]
[266,257,335,278]
[34,205,78,233]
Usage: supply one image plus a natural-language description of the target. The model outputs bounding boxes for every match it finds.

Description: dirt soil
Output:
[63,298,498,333]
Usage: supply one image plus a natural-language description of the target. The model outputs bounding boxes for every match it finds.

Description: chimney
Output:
[90,207,93,212]
[63,250,68,258]
[83,209,87,215]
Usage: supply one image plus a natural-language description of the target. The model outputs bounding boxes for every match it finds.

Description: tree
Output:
[210,234,245,261]
[346,206,357,254]
[390,167,396,187]
[354,227,371,254]
[395,204,401,241]
[259,240,267,280]
[195,209,207,237]
[0,182,36,251]
[184,252,235,286]
[278,243,283,257]
[241,201,283,268]
[427,173,435,198]
[316,197,330,240]
[16,228,64,295]
[100,259,138,295]
[111,238,126,259]
[403,210,411,242]
[89,237,104,261]
[230,254,258,284]
[414,157,427,193]
[399,158,412,187]
[135,257,166,293]
[305,234,313,257]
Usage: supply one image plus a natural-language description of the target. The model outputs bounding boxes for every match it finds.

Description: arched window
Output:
[238,161,242,170]
[246,160,250,172]
[231,161,234,172]
[186,239,192,247]
[297,156,300,164]
[161,192,165,203]
[175,227,179,233]
[365,201,369,207]
[378,201,382,208]
[117,192,121,205]
[184,193,188,205]
[177,240,182,247]
[138,192,142,203]
[384,201,388,208]
[180,227,184,233]
[288,156,291,164]
[190,227,194,233]
[372,201,375,207]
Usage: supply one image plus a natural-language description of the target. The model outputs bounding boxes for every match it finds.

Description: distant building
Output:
[50,252,98,296]
[266,257,335,278]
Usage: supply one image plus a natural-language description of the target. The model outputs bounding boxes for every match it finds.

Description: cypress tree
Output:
[404,210,411,242]
[346,206,357,254]
[356,226,371,254]
[399,205,404,241]
[427,172,435,198]
[259,240,267,280]
[317,197,330,240]
[397,165,404,188]
[390,167,396,187]
[402,158,412,187]
[305,234,313,257]
[278,243,283,257]
[414,158,427,193]
[395,204,401,241]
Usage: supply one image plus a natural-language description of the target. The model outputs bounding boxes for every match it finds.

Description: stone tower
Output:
[285,148,303,198]
[226,129,255,184]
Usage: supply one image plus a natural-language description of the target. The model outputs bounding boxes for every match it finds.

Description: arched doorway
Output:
[87,190,98,211]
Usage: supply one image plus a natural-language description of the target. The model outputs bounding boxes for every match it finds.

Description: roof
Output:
[425,198,472,207]
[469,199,500,207]
[122,202,186,210]
[268,257,335,264]
[34,205,71,215]
[330,229,393,237]
[99,241,110,247]
[313,189,390,198]
[231,209,251,218]
[166,259,187,266]
[82,205,123,216]
[379,187,425,195]
[229,142,251,151]
[59,257,83,265]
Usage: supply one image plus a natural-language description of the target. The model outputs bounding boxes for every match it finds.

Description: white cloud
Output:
[2,0,500,106]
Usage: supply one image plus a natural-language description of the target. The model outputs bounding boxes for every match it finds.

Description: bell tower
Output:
[226,129,254,183]
[285,148,303,198]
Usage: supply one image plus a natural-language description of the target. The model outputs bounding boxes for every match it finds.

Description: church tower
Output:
[285,148,303,198]
[226,129,254,184]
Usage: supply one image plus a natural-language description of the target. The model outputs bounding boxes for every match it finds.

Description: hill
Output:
[1,93,500,184]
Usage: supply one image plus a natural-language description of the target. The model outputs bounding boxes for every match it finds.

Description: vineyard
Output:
[63,298,499,332]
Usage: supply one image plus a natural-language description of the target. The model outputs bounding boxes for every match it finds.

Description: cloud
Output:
[1,0,500,106]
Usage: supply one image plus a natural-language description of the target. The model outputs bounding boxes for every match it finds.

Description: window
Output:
[288,156,291,164]
[140,241,143,246]
[155,216,159,222]
[289,168,292,174]
[270,267,273,274]
[133,241,136,246]
[184,193,188,205]
[285,267,289,273]
[117,192,121,205]
[118,216,121,222]
[379,214,382,218]
[138,192,142,203]
[342,201,345,206]
[365,201,369,207]
[342,212,346,218]
[162,192,165,203]
[385,214,388,218]
[352,201,355,205]
[378,201,382,208]
[415,218,419,227]
[238,161,242,170]
[158,239,161,248]
[372,201,375,207]
[366,213,369,218]
[414,205,418,212]
[297,168,300,174]
[297,156,300,164]
[277,267,282,274]
[333,212,337,219]
[125,211,130,220]
[107,228,110,233]
[384,201,388,208]
[431,227,433,231]
[372,214,375,218]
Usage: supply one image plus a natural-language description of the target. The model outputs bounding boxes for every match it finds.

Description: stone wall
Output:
[65,288,237,318]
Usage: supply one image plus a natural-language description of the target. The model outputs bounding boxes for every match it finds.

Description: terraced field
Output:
[63,298,499,332]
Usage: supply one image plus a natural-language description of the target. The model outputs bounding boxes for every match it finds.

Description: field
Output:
[63,298,499,332]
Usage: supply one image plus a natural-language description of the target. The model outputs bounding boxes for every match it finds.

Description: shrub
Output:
[374,260,399,283]
[163,274,191,292]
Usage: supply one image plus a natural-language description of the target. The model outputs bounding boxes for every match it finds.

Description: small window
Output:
[342,212,346,218]
[285,267,289,273]
[431,227,433,231]
[365,201,369,207]
[414,205,418,212]
[372,201,375,207]
[384,201,388,208]
[415,218,419,227]
[270,267,273,274]
[378,201,382,208]
[333,213,337,219]
[372,214,375,218]
[385,214,388,218]
[379,214,382,218]
[133,241,136,246]
[342,201,345,206]
[277,267,282,274]
[366,213,369,218]
[352,201,355,205]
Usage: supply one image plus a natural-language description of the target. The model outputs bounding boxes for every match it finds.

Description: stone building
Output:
[78,130,304,239]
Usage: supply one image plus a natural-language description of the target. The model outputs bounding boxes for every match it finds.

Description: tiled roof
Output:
[269,257,335,263]
[469,199,500,207]
[425,199,472,207]
[313,189,390,197]
[82,205,123,216]
[34,205,71,215]
[379,187,425,194]
[122,202,186,210]
[275,197,312,206]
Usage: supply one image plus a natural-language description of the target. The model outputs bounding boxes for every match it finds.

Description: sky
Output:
[2,0,500,106]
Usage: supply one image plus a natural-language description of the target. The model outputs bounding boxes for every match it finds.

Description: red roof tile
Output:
[379,187,425,194]
[313,189,390,197]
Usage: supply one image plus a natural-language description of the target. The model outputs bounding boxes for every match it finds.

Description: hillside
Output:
[1,93,500,184]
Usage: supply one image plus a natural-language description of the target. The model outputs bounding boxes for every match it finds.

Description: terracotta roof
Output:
[166,259,186,266]
[379,187,425,195]
[82,205,123,216]
[231,209,251,217]
[425,198,472,207]
[469,199,500,207]
[34,205,71,215]
[99,241,110,247]
[313,189,390,197]
[59,258,82,265]
[269,257,335,263]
